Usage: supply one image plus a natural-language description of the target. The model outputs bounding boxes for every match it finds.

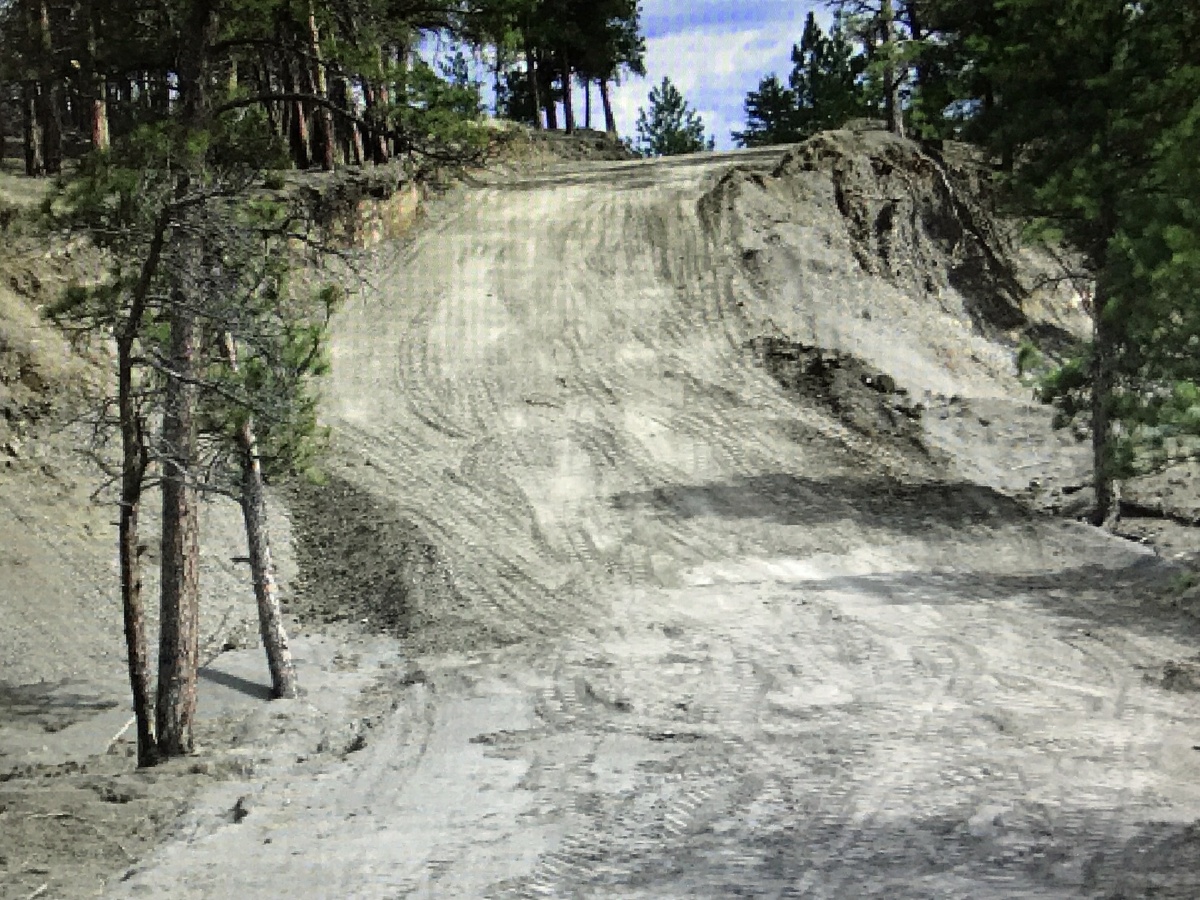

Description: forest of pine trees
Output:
[0,0,647,176]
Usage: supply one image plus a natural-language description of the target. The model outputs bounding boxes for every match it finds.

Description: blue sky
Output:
[609,0,828,150]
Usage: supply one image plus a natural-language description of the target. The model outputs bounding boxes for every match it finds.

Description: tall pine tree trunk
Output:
[560,48,575,133]
[118,212,169,768]
[361,77,389,164]
[1090,275,1116,527]
[541,51,558,130]
[584,79,592,130]
[307,3,335,171]
[880,0,904,138]
[331,77,359,165]
[156,0,216,760]
[600,78,617,137]
[220,334,298,699]
[22,82,44,176]
[87,10,109,151]
[524,43,543,130]
[34,0,62,174]
[118,336,155,766]
[156,241,202,757]
[389,42,410,157]
[282,62,310,169]
[91,80,110,151]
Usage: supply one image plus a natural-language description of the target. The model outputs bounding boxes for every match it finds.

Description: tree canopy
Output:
[733,11,867,148]
[0,0,649,176]
[633,76,714,157]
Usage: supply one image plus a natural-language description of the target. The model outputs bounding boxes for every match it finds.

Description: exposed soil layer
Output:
[749,335,931,463]
[284,472,493,650]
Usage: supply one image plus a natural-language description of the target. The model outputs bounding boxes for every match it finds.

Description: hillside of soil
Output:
[4,130,1200,898]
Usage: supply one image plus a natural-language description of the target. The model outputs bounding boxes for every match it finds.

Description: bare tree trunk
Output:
[361,77,389,164]
[560,48,574,133]
[118,340,155,766]
[880,0,905,138]
[87,10,110,151]
[389,40,410,157]
[1090,277,1116,527]
[91,81,110,151]
[156,241,202,757]
[257,54,283,146]
[493,46,504,116]
[156,1,215,759]
[35,0,62,173]
[584,79,591,130]
[524,43,543,130]
[22,82,44,176]
[283,62,310,168]
[220,334,298,699]
[541,51,558,130]
[903,0,929,101]
[307,2,336,171]
[342,79,364,165]
[600,78,617,137]
[348,82,364,165]
[118,213,170,767]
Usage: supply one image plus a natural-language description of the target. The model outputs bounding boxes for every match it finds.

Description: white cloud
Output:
[640,0,822,38]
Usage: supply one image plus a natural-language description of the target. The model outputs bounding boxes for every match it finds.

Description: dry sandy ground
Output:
[7,134,1200,898]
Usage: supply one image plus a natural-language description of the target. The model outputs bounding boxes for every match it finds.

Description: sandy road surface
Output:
[112,143,1200,897]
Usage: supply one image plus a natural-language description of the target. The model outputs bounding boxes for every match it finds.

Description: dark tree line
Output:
[0,0,647,178]
[467,0,644,135]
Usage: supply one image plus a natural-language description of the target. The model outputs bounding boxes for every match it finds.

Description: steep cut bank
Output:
[298,130,1101,650]
[701,130,1094,498]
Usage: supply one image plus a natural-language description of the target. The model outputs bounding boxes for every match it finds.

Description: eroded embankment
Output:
[287,130,1100,648]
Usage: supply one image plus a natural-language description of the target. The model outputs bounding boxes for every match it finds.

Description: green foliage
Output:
[1015,339,1045,379]
[734,12,868,148]
[790,12,870,134]
[633,77,714,158]
[395,59,487,152]
[495,67,540,125]
[47,111,337,491]
[1171,570,1200,596]
[208,106,292,174]
[732,75,799,148]
[1038,352,1090,430]
[886,0,1200,490]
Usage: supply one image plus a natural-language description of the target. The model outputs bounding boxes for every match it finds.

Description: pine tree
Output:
[790,12,869,135]
[827,0,913,135]
[733,13,867,148]
[955,0,1200,524]
[633,77,714,157]
[731,75,798,148]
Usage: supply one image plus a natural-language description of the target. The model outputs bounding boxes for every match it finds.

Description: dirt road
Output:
[111,137,1200,897]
